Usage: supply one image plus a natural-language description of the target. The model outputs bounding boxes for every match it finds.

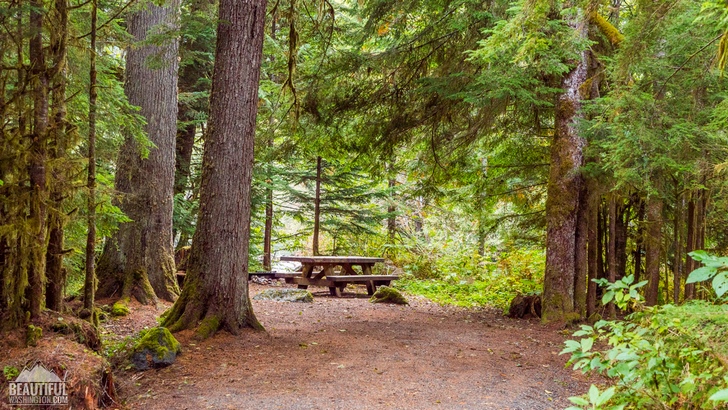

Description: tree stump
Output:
[507,294,542,319]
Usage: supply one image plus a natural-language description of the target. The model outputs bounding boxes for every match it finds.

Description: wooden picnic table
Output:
[277,256,397,297]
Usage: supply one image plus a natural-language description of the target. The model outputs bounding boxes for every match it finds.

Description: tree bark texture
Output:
[45,0,70,312]
[97,0,180,303]
[163,0,266,336]
[644,196,663,306]
[312,156,322,256]
[542,16,588,323]
[84,0,99,320]
[29,0,50,319]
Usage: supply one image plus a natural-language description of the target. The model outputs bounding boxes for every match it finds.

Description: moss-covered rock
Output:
[131,327,181,371]
[111,299,130,317]
[370,286,408,305]
[253,288,313,303]
[26,324,42,347]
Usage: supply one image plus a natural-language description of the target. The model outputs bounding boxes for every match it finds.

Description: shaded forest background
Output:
[3,0,728,329]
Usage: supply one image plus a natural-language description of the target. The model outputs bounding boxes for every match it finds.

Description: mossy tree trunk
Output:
[45,0,70,313]
[162,0,265,337]
[96,0,180,304]
[541,8,589,324]
[28,0,50,320]
[84,0,99,322]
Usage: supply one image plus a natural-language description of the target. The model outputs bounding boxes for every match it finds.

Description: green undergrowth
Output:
[564,299,728,409]
[395,274,541,310]
[392,248,544,310]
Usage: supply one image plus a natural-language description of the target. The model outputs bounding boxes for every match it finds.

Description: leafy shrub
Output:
[563,274,728,409]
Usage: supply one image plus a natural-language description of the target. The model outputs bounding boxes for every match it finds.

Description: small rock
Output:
[131,327,181,371]
[253,289,314,303]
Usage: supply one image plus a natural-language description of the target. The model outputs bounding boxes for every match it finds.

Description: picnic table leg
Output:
[366,280,375,295]
[329,286,342,297]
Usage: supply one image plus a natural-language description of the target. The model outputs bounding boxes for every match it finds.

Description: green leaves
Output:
[566,385,622,410]
[686,251,728,298]
[710,389,728,402]
[595,275,648,310]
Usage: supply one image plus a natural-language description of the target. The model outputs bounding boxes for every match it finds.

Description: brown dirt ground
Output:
[114,282,593,410]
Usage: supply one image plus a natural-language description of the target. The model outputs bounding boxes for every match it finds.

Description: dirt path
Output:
[118,283,591,409]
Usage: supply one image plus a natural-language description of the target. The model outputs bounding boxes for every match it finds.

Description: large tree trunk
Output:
[644,196,663,306]
[84,0,99,323]
[162,0,266,337]
[96,0,180,303]
[28,0,50,319]
[45,0,70,313]
[541,14,588,322]
[312,156,322,256]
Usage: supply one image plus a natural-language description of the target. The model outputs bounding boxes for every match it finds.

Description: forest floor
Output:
[112,282,595,410]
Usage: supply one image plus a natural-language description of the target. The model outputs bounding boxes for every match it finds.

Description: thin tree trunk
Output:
[607,194,617,317]
[684,195,695,300]
[574,184,589,317]
[96,0,181,303]
[28,0,50,319]
[162,0,266,337]
[262,15,279,271]
[597,200,605,280]
[673,188,681,304]
[645,196,663,306]
[312,156,322,256]
[542,9,588,322]
[615,200,629,279]
[634,199,645,284]
[84,0,98,323]
[695,187,706,299]
[262,138,274,271]
[586,186,598,318]
[388,178,397,245]
[174,123,195,196]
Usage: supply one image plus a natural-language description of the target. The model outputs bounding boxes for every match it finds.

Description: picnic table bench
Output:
[276,256,398,297]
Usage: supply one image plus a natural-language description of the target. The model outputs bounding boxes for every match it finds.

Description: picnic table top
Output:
[279,255,385,264]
